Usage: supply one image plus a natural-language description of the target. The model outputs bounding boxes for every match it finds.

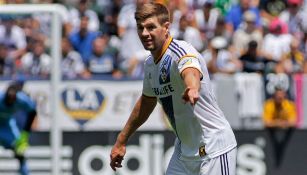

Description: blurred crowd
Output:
[0,0,307,80]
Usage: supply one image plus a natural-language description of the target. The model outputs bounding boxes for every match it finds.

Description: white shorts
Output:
[166,148,237,175]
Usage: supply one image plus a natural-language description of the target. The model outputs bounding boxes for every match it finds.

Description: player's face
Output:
[137,16,169,52]
[5,90,16,106]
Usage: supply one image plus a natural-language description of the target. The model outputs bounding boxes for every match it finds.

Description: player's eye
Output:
[137,25,144,31]
[146,25,156,31]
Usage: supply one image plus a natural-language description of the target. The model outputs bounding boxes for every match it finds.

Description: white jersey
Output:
[143,37,237,161]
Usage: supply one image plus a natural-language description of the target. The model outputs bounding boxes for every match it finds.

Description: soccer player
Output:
[110,2,237,175]
[0,83,37,175]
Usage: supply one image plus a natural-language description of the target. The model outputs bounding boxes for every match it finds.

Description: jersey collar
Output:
[154,36,172,64]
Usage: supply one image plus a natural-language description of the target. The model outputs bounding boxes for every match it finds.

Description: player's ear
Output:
[163,22,170,34]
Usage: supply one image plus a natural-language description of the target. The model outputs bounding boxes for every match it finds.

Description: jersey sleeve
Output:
[17,92,36,113]
[142,64,155,97]
[178,55,203,77]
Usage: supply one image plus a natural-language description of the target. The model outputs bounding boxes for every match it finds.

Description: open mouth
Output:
[143,40,152,45]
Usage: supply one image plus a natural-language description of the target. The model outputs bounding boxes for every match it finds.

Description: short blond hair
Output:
[135,2,170,25]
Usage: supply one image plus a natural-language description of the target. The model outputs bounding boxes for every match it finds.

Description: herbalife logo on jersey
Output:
[159,55,171,84]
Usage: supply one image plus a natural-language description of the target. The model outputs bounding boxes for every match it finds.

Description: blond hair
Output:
[135,2,170,25]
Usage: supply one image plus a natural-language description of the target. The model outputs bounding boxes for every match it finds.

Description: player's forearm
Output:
[182,68,201,91]
[117,95,157,145]
[117,102,145,145]
[24,110,37,132]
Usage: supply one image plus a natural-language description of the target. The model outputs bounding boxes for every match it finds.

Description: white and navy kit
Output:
[142,37,237,174]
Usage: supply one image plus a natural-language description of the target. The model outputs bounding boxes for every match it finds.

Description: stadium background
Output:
[0,0,306,175]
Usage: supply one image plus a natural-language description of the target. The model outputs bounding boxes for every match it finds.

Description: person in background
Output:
[0,83,37,175]
[263,87,297,167]
[261,18,292,62]
[68,0,100,33]
[172,14,203,51]
[299,30,307,55]
[232,10,263,56]
[239,40,266,74]
[194,0,221,46]
[88,36,122,78]
[279,0,306,38]
[61,37,90,79]
[117,0,150,77]
[213,16,232,41]
[20,39,51,78]
[69,14,100,66]
[225,0,261,34]
[282,37,305,74]
[0,43,14,76]
[202,36,242,75]
[0,15,27,60]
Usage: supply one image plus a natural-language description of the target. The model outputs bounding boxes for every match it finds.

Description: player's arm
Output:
[14,110,36,156]
[24,110,37,132]
[181,67,201,106]
[19,94,37,132]
[15,95,37,156]
[116,94,157,144]
[110,94,157,171]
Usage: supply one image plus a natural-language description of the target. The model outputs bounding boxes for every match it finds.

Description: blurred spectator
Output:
[117,0,150,77]
[0,15,27,60]
[225,0,262,34]
[262,18,292,62]
[303,60,307,73]
[215,0,232,16]
[20,40,51,78]
[185,0,206,9]
[282,37,305,74]
[88,36,122,78]
[69,14,100,65]
[61,37,90,79]
[0,43,14,76]
[167,0,187,34]
[263,87,296,167]
[239,40,266,73]
[68,0,100,33]
[172,14,203,51]
[21,17,46,48]
[202,36,242,74]
[259,0,286,23]
[32,1,71,38]
[299,30,307,55]
[279,0,307,38]
[94,0,122,35]
[194,1,221,44]
[233,10,263,55]
[214,16,232,41]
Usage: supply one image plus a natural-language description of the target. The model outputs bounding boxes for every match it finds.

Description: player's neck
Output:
[152,36,172,64]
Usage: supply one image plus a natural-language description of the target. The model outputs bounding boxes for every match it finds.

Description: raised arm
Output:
[110,94,157,171]
[181,67,201,106]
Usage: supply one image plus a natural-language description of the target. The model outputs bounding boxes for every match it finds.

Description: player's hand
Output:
[110,142,126,171]
[182,87,199,106]
[15,131,29,156]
